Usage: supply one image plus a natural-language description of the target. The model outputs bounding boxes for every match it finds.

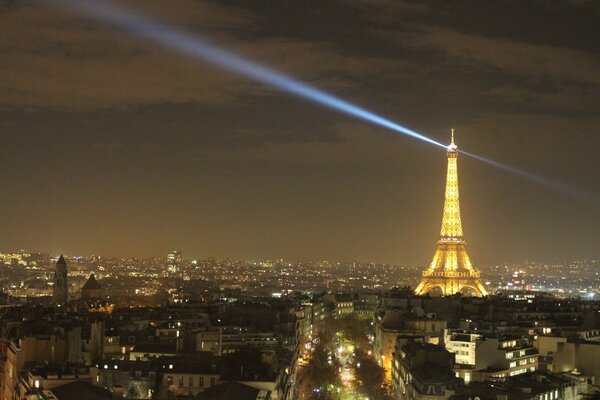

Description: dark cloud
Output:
[0,0,406,111]
[408,26,600,85]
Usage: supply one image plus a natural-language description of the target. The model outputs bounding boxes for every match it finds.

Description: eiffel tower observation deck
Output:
[414,130,488,297]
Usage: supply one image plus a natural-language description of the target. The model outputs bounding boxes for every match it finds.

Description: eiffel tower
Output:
[414,130,488,297]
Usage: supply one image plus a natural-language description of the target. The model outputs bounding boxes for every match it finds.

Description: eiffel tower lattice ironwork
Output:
[414,130,488,297]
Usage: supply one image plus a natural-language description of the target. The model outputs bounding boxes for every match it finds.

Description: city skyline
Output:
[2,2,600,400]
[1,1,599,264]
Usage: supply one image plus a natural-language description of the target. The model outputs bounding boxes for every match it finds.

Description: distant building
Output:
[79,274,114,314]
[39,380,114,400]
[448,371,592,400]
[167,251,182,274]
[155,354,221,398]
[52,255,68,304]
[444,330,539,382]
[20,365,94,395]
[95,359,160,399]
[353,293,380,316]
[196,330,222,355]
[1,319,84,399]
[497,289,537,302]
[375,309,447,380]
[444,330,481,367]
[129,343,177,361]
[475,336,538,381]
[196,381,271,400]
[321,293,354,317]
[554,340,600,384]
[392,342,462,400]
[82,274,103,301]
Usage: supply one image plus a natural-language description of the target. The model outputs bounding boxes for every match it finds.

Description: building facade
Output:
[52,255,68,304]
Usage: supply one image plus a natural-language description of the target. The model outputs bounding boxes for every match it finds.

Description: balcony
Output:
[422,271,480,278]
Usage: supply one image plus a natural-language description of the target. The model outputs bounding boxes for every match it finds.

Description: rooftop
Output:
[82,274,102,290]
[196,381,268,400]
[46,381,113,400]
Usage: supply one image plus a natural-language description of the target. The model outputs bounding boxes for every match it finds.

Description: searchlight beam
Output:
[50,0,597,204]
[53,0,445,149]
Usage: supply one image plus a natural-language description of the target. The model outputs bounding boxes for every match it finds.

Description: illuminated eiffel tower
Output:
[414,130,488,297]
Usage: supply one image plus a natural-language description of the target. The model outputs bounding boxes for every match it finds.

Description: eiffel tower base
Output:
[414,275,487,297]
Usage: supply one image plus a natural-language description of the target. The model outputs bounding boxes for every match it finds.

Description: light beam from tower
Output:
[49,0,599,205]
[51,0,446,150]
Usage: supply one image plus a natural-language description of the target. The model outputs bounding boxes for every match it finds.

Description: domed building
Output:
[78,273,114,314]
[81,273,103,300]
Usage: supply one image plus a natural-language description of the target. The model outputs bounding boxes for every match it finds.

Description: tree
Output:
[298,344,341,400]
[354,349,389,400]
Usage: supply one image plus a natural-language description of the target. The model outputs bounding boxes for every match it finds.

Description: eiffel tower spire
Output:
[440,128,462,239]
[414,131,488,297]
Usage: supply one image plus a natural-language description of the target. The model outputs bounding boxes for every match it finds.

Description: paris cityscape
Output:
[1,252,599,302]
[1,1,600,400]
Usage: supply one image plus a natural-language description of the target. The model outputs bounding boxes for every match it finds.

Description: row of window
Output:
[508,366,535,376]
[166,375,216,388]
[505,349,530,359]
[451,343,472,348]
[539,389,560,400]
[509,357,536,368]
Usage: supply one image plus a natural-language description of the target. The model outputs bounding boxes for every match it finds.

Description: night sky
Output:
[1,0,599,264]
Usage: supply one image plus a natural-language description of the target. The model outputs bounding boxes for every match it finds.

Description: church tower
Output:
[414,131,488,297]
[52,255,68,304]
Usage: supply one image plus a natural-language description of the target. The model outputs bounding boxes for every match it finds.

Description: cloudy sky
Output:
[1,0,599,264]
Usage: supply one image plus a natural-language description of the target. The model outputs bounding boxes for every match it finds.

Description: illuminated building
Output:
[472,336,538,381]
[167,251,182,274]
[414,131,488,297]
[444,330,481,367]
[52,255,69,304]
[444,331,538,382]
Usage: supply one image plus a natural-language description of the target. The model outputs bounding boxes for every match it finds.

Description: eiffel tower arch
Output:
[414,130,488,297]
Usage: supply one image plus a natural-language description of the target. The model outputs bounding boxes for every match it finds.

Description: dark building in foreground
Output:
[393,342,462,400]
[197,381,271,400]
